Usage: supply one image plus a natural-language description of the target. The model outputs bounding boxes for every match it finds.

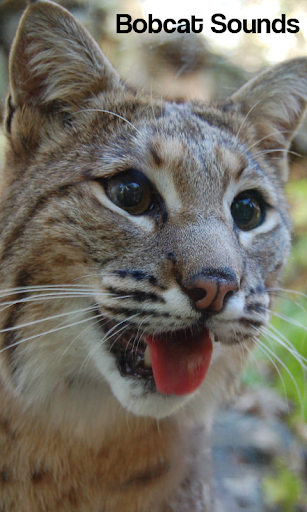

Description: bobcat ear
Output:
[9,0,120,110]
[228,58,307,182]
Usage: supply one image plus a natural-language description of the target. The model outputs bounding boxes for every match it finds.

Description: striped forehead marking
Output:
[149,138,186,168]
[215,146,249,181]
[147,138,186,214]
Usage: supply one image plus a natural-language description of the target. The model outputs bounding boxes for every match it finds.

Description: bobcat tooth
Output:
[144,345,152,368]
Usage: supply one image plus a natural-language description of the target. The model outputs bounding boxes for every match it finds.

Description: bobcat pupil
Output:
[117,182,143,208]
[231,191,263,231]
[105,170,152,214]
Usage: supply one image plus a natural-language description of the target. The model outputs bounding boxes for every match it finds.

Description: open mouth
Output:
[103,320,213,397]
[109,334,154,380]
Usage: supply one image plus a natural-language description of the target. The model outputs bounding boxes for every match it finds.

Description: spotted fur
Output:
[0,1,307,511]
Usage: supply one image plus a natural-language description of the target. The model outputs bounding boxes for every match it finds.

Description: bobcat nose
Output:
[182,272,238,312]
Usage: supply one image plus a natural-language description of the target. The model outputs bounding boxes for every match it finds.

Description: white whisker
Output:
[236,99,262,139]
[243,341,267,386]
[0,305,98,334]
[269,310,307,333]
[0,291,132,313]
[79,313,141,375]
[72,109,142,136]
[58,317,111,363]
[246,129,290,152]
[253,330,291,413]
[255,328,304,414]
[268,287,307,301]
[0,284,95,295]
[257,148,303,158]
[0,315,98,355]
[263,324,307,368]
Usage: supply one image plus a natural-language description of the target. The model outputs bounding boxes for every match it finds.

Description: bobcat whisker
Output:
[257,148,303,158]
[0,291,117,312]
[235,323,251,365]
[0,288,97,305]
[252,306,307,363]
[0,296,134,357]
[244,341,267,385]
[79,314,141,375]
[125,322,142,359]
[254,329,303,413]
[106,314,141,352]
[266,292,307,317]
[235,99,262,139]
[261,324,307,369]
[268,309,307,333]
[0,291,95,304]
[253,331,291,411]
[71,314,119,378]
[268,315,306,347]
[150,86,161,135]
[72,109,142,136]
[267,287,307,300]
[253,300,307,333]
[0,284,97,295]
[1,307,123,364]
[129,319,152,365]
[0,315,103,356]
[246,129,291,152]
[0,304,100,334]
[107,327,134,358]
[59,317,112,363]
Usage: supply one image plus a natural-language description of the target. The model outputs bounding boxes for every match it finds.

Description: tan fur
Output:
[0,387,195,511]
[0,2,307,511]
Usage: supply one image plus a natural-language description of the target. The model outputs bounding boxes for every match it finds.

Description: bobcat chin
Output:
[0,1,306,510]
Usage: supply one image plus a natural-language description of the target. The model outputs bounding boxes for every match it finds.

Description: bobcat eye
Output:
[105,170,152,215]
[231,191,264,231]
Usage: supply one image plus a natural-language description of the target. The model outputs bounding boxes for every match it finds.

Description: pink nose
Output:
[182,275,238,312]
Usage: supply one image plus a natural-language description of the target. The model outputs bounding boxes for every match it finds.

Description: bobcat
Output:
[0,1,306,511]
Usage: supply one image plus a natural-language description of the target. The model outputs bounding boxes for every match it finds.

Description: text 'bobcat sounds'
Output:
[116,14,300,34]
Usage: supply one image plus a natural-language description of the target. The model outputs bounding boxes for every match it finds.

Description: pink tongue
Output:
[144,329,213,396]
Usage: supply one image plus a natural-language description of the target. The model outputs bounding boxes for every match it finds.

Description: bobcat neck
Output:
[0,380,211,512]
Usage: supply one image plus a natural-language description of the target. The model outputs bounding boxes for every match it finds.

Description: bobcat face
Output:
[82,106,290,417]
[0,2,306,421]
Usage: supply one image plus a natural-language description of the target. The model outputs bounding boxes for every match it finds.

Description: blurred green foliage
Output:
[263,458,305,511]
[244,179,307,425]
[243,180,307,511]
